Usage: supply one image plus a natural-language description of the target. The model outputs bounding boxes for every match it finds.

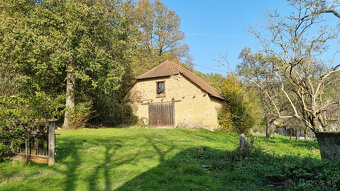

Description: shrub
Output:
[217,106,234,132]
[218,75,261,135]
[0,143,11,161]
[225,144,340,190]
[91,94,138,126]
[136,117,147,128]
[0,125,21,161]
[68,102,93,129]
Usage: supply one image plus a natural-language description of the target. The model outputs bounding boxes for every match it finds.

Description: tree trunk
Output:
[265,113,271,138]
[63,63,75,128]
[159,47,163,56]
[304,127,308,139]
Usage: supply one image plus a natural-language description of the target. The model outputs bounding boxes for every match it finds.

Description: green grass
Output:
[0,128,339,191]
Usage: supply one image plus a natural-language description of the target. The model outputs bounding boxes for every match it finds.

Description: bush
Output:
[224,141,340,191]
[91,93,138,126]
[0,126,15,161]
[0,143,11,161]
[218,75,261,135]
[136,117,148,128]
[217,106,234,132]
[0,124,24,162]
[68,102,93,129]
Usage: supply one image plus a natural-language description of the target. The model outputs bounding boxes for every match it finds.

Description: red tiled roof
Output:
[136,60,225,100]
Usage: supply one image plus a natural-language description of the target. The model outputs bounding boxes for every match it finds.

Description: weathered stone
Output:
[316,132,340,163]
[239,134,248,152]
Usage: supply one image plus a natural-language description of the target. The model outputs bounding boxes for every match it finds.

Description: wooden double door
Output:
[148,102,175,128]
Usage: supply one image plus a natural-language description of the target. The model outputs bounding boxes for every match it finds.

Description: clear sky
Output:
[161,0,339,75]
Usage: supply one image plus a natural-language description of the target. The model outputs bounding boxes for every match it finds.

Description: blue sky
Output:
[161,0,339,75]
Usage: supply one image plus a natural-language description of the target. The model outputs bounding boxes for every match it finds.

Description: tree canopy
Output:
[0,0,137,127]
[240,0,340,133]
[0,0,199,128]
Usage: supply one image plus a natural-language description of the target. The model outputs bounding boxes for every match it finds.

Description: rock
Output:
[239,134,248,152]
[316,132,340,163]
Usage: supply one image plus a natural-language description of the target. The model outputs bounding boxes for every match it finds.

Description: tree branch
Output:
[288,10,340,20]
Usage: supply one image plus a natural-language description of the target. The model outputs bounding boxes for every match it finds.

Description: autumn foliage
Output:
[218,75,261,135]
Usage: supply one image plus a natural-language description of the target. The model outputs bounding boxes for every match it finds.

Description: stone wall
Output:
[316,132,340,163]
[129,74,223,130]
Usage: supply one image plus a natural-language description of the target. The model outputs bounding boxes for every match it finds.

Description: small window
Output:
[156,81,165,96]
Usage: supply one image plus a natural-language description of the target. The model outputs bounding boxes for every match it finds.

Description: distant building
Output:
[128,60,224,130]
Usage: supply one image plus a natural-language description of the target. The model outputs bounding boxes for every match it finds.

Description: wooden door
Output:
[148,102,175,128]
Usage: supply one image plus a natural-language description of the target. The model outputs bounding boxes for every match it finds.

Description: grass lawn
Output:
[0,128,339,191]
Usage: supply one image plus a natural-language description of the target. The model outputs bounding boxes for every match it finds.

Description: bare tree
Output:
[249,0,339,133]
[237,48,281,138]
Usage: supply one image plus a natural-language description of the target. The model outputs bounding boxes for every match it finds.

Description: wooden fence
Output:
[10,119,57,166]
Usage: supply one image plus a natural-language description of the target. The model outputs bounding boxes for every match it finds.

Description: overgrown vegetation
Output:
[218,75,261,135]
[0,93,64,160]
[0,128,338,190]
[0,0,137,129]
[0,0,206,129]
[0,0,232,160]
[0,1,339,187]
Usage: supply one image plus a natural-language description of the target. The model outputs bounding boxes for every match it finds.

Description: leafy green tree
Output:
[131,0,190,76]
[0,0,137,128]
[237,48,282,138]
[136,0,185,56]
[192,71,225,92]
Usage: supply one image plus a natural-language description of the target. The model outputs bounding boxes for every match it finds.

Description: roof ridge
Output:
[136,60,225,100]
[167,60,181,75]
[136,63,160,79]
[167,61,224,100]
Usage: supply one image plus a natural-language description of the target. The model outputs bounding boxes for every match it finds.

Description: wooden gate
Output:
[10,119,57,166]
[148,102,175,128]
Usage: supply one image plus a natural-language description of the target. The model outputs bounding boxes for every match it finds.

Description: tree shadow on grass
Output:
[85,135,177,191]
[144,136,175,163]
[56,134,177,191]
[1,131,336,191]
[55,137,143,191]
[1,132,179,191]
[0,137,85,191]
[116,146,340,191]
[87,144,120,191]
[51,137,135,191]
[87,142,142,191]
[49,138,85,191]
[62,145,80,191]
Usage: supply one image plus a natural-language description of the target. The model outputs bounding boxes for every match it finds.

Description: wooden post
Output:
[239,134,248,152]
[38,139,45,156]
[48,119,57,166]
[31,139,37,155]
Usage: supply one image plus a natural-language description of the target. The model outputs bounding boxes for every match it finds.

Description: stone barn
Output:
[128,60,225,130]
